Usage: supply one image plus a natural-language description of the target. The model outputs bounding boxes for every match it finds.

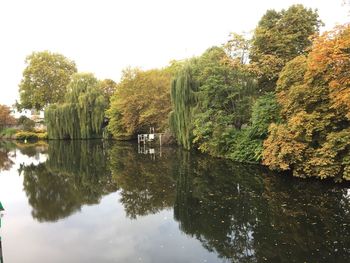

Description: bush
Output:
[37,132,48,140]
[15,131,48,141]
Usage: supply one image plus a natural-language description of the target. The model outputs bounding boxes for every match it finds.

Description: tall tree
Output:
[45,73,107,139]
[0,104,16,130]
[19,51,77,110]
[169,64,198,150]
[263,25,350,182]
[99,79,117,106]
[106,68,172,139]
[192,47,257,155]
[250,4,322,92]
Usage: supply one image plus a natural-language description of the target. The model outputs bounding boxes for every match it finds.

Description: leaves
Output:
[169,64,197,150]
[250,5,322,91]
[106,68,172,139]
[263,25,350,181]
[0,104,16,130]
[45,73,107,139]
[19,51,77,110]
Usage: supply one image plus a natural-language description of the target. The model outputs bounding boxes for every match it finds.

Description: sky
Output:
[0,0,348,106]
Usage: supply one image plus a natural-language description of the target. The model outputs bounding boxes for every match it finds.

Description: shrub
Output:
[15,131,48,141]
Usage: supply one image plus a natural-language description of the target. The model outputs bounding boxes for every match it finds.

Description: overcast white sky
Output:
[0,0,348,106]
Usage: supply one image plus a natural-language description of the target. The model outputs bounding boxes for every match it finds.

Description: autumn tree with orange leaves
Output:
[263,25,350,182]
[0,104,16,130]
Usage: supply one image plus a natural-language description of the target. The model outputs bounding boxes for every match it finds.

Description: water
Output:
[0,140,349,263]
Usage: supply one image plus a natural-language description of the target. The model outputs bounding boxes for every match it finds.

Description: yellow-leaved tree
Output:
[106,68,172,139]
[263,24,350,182]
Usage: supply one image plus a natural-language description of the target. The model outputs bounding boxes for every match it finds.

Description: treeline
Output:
[17,4,350,181]
[169,5,350,182]
[18,52,117,139]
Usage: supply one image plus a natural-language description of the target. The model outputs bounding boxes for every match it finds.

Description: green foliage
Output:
[19,51,77,110]
[169,47,267,160]
[230,136,264,162]
[0,128,17,137]
[249,92,281,138]
[196,47,256,128]
[45,73,107,139]
[17,115,35,131]
[106,68,172,139]
[98,79,117,106]
[225,93,281,163]
[191,47,257,156]
[169,64,197,150]
[250,4,322,91]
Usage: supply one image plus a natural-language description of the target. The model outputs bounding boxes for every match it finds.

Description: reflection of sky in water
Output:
[1,142,350,263]
[0,151,221,263]
[0,150,47,203]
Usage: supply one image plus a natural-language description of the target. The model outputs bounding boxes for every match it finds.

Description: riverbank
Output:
[0,128,48,141]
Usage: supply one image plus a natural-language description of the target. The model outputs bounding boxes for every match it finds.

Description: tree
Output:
[191,47,257,155]
[19,51,77,110]
[263,25,350,181]
[0,104,16,130]
[106,68,172,139]
[229,93,281,161]
[224,32,250,64]
[250,4,322,91]
[45,73,107,139]
[169,64,197,150]
[169,47,258,156]
[17,115,35,131]
[307,25,350,119]
[99,79,117,105]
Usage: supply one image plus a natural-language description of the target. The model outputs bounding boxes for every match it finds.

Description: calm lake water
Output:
[0,140,349,263]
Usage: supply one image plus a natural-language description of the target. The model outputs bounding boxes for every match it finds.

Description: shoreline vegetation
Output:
[0,128,47,141]
[1,4,349,182]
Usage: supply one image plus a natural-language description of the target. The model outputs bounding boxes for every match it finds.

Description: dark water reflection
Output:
[1,140,349,262]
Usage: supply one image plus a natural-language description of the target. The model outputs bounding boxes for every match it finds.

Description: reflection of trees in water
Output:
[20,140,118,222]
[108,143,176,219]
[0,141,48,172]
[0,141,16,171]
[174,151,264,262]
[16,142,48,157]
[12,141,350,262]
[254,176,350,262]
[174,151,350,263]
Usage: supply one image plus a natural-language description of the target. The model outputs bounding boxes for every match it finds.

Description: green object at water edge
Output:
[0,202,3,211]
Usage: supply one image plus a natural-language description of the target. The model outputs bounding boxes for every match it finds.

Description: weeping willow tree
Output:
[169,65,197,150]
[45,73,107,139]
